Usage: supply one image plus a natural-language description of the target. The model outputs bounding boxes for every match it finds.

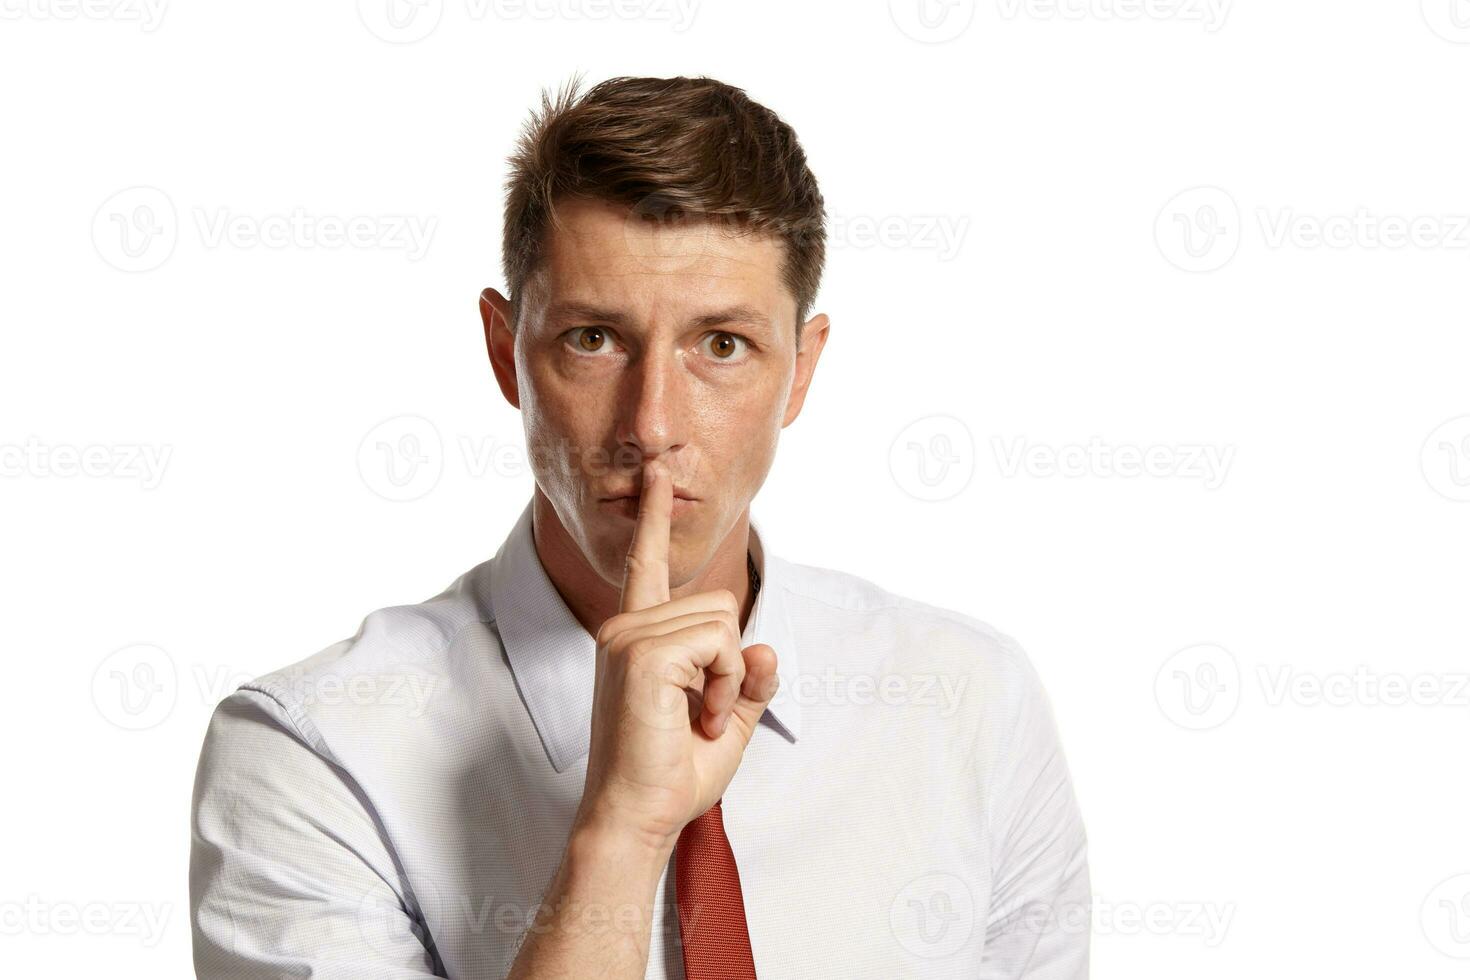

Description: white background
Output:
[3,0,1469,976]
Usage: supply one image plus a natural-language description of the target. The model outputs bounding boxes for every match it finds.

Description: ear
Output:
[480,287,520,410]
[782,312,830,427]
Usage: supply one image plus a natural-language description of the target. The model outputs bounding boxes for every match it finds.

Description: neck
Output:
[529,488,757,638]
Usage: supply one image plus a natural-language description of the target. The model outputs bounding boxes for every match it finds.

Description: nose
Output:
[614,341,688,466]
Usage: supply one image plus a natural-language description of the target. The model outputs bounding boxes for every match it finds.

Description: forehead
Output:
[532,196,790,322]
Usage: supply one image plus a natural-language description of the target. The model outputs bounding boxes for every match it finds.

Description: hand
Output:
[573,460,780,856]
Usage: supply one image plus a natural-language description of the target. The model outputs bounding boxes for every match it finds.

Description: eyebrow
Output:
[545,302,772,333]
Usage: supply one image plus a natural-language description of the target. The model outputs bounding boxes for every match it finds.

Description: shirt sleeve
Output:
[978,647,1091,980]
[189,686,444,978]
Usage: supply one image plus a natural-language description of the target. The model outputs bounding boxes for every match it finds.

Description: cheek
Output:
[689,387,783,487]
[521,370,638,497]
[519,378,587,496]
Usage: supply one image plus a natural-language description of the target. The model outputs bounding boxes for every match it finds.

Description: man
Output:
[190,75,1090,979]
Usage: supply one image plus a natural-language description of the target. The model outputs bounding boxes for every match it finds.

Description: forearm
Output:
[507,821,675,980]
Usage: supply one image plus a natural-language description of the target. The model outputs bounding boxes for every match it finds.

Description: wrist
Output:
[568,813,677,879]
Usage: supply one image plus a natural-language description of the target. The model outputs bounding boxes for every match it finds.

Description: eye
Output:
[564,326,616,355]
[702,331,751,363]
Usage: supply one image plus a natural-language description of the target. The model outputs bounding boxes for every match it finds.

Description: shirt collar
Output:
[485,497,802,774]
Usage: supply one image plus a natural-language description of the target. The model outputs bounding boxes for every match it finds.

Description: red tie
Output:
[674,798,758,979]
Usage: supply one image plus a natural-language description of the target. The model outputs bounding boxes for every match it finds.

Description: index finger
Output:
[620,461,673,613]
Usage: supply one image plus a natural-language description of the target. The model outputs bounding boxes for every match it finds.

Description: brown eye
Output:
[575,327,606,353]
[707,332,744,360]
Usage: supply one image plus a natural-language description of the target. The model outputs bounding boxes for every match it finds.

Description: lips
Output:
[598,491,699,519]
[600,490,698,501]
[599,493,696,502]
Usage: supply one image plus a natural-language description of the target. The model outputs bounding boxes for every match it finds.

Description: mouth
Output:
[598,487,698,503]
[599,493,698,501]
[598,491,699,517]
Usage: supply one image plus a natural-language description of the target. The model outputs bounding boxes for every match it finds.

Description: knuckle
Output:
[667,659,696,687]
[626,636,659,664]
[598,613,635,649]
[718,589,739,616]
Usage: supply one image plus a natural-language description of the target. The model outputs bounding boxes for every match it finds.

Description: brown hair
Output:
[501,74,827,339]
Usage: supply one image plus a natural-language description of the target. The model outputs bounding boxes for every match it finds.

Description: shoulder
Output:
[223,558,496,734]
[773,553,1038,691]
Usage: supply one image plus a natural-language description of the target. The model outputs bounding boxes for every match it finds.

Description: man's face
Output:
[489,196,826,588]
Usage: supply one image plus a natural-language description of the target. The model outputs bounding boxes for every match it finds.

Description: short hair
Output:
[501,74,827,339]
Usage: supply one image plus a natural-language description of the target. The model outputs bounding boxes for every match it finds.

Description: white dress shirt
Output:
[190,498,1090,978]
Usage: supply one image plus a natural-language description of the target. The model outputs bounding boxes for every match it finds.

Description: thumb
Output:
[727,643,780,737]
